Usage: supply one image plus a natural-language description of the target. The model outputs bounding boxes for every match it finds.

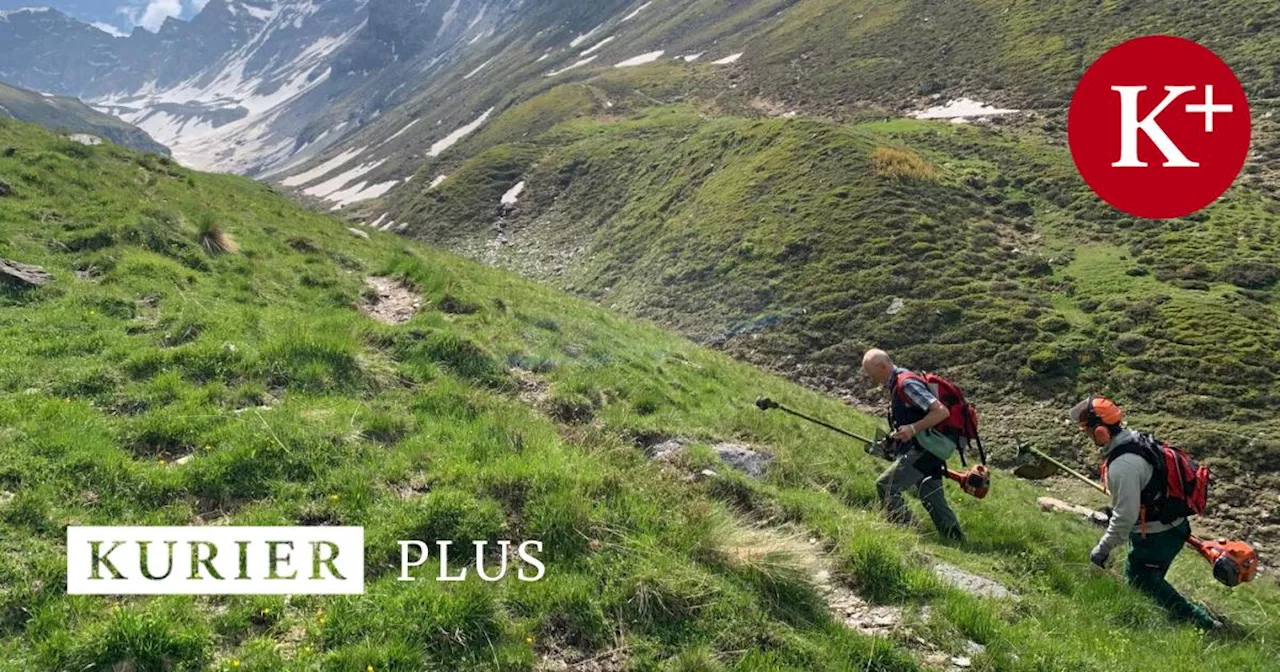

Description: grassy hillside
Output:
[0,80,169,156]
[373,58,1280,551]
[274,0,1280,512]
[3,116,1279,670]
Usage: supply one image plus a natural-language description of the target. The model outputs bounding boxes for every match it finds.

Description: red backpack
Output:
[1104,434,1211,524]
[894,371,985,465]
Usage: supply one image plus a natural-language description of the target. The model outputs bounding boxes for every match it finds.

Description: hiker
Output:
[860,349,964,541]
[1071,396,1221,630]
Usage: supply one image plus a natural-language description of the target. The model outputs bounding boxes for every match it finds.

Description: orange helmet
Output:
[1088,396,1123,426]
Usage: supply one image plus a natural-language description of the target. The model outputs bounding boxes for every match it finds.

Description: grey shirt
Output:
[1097,428,1182,554]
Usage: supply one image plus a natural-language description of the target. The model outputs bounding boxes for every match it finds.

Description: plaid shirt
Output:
[889,366,937,412]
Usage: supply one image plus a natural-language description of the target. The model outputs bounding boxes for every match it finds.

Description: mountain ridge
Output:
[0,78,169,154]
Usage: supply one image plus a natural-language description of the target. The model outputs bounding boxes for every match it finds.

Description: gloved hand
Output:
[1089,544,1110,568]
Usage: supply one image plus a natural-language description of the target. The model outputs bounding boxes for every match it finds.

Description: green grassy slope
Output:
[738,0,1280,111]
[310,0,1280,507]
[2,116,1278,671]
[0,80,169,156]
[381,66,1280,536]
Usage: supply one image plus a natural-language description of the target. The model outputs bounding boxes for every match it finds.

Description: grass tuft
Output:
[870,146,937,180]
[195,212,239,255]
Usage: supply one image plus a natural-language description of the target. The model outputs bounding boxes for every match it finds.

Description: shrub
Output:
[1114,333,1151,355]
[1218,261,1278,288]
[870,146,937,180]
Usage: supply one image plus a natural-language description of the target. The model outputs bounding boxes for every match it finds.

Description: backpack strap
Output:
[964,409,986,465]
[1104,434,1166,513]
[891,370,924,405]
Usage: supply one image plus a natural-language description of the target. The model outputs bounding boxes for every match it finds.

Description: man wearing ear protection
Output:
[1069,395,1219,630]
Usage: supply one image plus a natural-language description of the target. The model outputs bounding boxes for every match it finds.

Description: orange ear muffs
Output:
[1080,395,1122,445]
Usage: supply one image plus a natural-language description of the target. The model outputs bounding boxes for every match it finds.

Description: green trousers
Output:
[1126,519,1217,629]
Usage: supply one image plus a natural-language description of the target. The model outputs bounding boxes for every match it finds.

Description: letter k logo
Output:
[1067,36,1251,219]
[1110,86,1199,168]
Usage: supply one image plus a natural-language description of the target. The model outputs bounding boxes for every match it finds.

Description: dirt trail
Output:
[359,276,421,325]
[508,365,1013,670]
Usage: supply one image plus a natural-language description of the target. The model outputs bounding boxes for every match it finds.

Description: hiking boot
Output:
[940,526,966,544]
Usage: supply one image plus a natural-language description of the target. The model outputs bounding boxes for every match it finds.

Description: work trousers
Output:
[876,446,961,538]
[1126,519,1217,629]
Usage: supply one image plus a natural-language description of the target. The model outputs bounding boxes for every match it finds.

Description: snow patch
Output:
[712,52,743,65]
[327,179,401,208]
[0,7,50,18]
[384,119,420,144]
[464,57,496,80]
[615,51,665,68]
[911,98,1019,120]
[368,213,388,229]
[429,174,448,189]
[86,16,363,173]
[546,55,597,77]
[621,2,652,22]
[280,146,366,187]
[500,181,525,205]
[580,36,614,57]
[570,25,602,48]
[91,22,127,38]
[536,52,550,63]
[679,53,704,62]
[303,159,387,199]
[244,4,277,21]
[428,108,494,157]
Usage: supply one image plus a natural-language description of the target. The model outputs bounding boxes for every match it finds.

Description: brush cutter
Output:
[1013,441,1258,587]
[1188,536,1259,587]
[755,397,990,499]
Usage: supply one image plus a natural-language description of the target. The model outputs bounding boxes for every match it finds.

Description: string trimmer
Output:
[755,397,990,499]
[1014,441,1258,587]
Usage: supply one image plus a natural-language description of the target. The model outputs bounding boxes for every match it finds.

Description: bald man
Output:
[861,349,964,541]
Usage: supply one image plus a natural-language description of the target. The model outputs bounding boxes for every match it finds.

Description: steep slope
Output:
[258,1,1280,549]
[344,83,1273,539]
[0,79,168,155]
[3,0,1277,563]
[3,116,1279,670]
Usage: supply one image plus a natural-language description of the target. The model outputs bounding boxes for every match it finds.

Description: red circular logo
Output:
[1068,36,1251,220]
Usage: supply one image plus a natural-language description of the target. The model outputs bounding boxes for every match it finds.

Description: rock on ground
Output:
[0,258,52,286]
[536,648,626,672]
[642,438,772,478]
[932,561,1015,599]
[711,442,771,478]
[814,567,904,637]
[645,438,686,462]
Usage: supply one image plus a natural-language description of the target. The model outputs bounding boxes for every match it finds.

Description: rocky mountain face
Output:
[0,79,168,154]
[0,1,628,175]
